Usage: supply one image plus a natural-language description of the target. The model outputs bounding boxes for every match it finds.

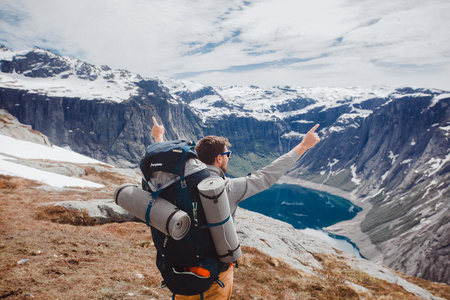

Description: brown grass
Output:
[0,175,28,190]
[233,248,426,300]
[312,253,428,299]
[0,175,170,299]
[0,173,447,299]
[36,206,100,226]
[395,270,450,300]
[82,166,137,187]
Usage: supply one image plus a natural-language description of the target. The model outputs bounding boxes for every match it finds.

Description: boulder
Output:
[49,199,139,224]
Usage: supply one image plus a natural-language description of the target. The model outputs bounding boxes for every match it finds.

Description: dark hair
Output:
[195,136,231,165]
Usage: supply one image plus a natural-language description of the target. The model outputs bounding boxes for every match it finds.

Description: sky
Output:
[0,0,449,90]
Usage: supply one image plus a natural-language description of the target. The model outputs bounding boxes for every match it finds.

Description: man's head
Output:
[195,136,232,172]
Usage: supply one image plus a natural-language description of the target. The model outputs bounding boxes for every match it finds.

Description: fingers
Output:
[299,124,321,150]
[308,124,320,133]
[152,116,159,126]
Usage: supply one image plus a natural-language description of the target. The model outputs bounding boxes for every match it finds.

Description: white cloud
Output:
[0,0,449,90]
[229,0,356,43]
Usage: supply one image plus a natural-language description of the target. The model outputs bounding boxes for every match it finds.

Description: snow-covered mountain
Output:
[0,46,204,167]
[0,46,142,102]
[159,75,397,122]
[0,47,449,284]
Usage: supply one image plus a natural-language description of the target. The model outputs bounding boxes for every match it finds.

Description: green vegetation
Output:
[322,170,358,192]
[361,187,429,244]
[227,141,279,177]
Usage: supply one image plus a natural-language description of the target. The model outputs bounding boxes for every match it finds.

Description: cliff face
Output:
[1,47,449,284]
[0,87,203,167]
[293,94,450,284]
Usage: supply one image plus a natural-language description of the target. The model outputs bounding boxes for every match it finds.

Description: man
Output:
[151,117,321,299]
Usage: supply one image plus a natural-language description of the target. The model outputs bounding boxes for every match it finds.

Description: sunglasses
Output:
[216,151,232,158]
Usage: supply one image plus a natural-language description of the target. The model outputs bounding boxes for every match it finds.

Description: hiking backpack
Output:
[140,140,227,295]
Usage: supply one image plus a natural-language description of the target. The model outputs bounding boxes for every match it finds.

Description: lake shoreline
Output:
[277,175,359,203]
[277,175,382,261]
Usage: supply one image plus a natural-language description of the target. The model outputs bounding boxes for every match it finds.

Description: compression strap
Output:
[206,214,231,228]
[145,189,162,227]
[218,244,241,259]
[198,188,225,203]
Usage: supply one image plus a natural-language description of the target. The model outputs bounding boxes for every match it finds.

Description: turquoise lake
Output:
[238,183,363,257]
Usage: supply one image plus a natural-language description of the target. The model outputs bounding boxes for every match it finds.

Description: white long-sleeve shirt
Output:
[206,149,301,216]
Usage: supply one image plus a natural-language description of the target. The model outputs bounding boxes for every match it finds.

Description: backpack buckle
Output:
[180,179,187,189]
[173,175,187,188]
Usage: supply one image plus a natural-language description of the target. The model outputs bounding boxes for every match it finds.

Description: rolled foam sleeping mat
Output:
[198,177,242,263]
[114,184,191,240]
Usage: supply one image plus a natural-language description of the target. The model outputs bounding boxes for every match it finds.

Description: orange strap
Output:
[187,266,210,277]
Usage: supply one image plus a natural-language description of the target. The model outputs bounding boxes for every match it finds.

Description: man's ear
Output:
[214,154,222,166]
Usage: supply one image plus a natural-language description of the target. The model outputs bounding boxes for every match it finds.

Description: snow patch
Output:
[0,159,103,188]
[381,170,390,183]
[425,153,450,177]
[439,124,450,137]
[293,119,314,124]
[281,131,304,139]
[350,164,361,185]
[327,126,346,133]
[157,76,206,93]
[0,135,107,164]
[429,93,450,108]
[401,159,412,165]
[388,151,399,165]
[328,159,339,169]
[0,134,106,188]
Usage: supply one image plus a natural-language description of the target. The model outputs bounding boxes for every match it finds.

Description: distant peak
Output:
[28,46,59,56]
[1,45,12,52]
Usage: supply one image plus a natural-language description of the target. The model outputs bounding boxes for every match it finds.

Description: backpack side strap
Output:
[145,189,162,226]
[198,188,225,204]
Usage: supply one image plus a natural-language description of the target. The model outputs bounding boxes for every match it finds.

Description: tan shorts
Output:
[174,266,234,300]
